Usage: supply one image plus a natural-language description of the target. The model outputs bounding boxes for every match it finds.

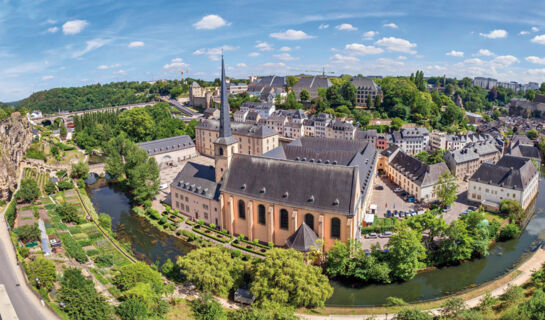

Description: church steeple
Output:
[213,54,238,183]
[219,54,232,138]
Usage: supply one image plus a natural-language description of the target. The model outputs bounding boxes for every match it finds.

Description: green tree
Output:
[117,108,154,141]
[440,220,473,262]
[251,248,333,307]
[228,301,297,320]
[441,297,465,318]
[56,201,80,223]
[114,262,163,291]
[500,200,525,225]
[98,213,112,230]
[27,257,57,291]
[391,117,403,131]
[116,298,148,320]
[16,223,41,242]
[70,161,89,179]
[178,247,244,296]
[15,178,40,202]
[406,211,447,249]
[395,308,432,320]
[57,180,74,190]
[526,89,536,101]
[499,223,520,241]
[527,129,539,140]
[434,171,458,207]
[59,122,68,139]
[519,289,545,319]
[191,293,227,320]
[366,94,373,108]
[286,76,299,88]
[59,268,112,320]
[387,228,426,281]
[299,89,310,102]
[339,81,357,106]
[44,180,57,195]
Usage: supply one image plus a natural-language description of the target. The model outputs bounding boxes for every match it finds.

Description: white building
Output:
[138,135,197,167]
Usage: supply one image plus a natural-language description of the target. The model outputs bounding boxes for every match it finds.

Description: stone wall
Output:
[0,113,33,200]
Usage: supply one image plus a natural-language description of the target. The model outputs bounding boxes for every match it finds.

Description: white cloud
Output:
[193,45,237,60]
[397,55,407,60]
[375,37,417,54]
[193,14,230,30]
[318,24,329,29]
[128,41,144,48]
[248,52,260,57]
[525,56,545,65]
[236,63,247,68]
[262,62,286,68]
[97,64,121,70]
[362,31,377,40]
[72,38,110,58]
[532,27,539,32]
[269,29,314,40]
[446,50,464,57]
[383,23,398,29]
[273,53,298,61]
[255,41,273,51]
[345,43,383,55]
[463,58,485,65]
[47,26,59,34]
[520,31,530,35]
[335,23,357,31]
[377,58,403,66]
[279,46,291,52]
[491,55,519,67]
[114,70,127,75]
[41,75,54,80]
[531,35,545,44]
[62,20,88,35]
[330,54,359,64]
[163,58,189,70]
[474,49,494,56]
[527,68,545,76]
[46,19,56,24]
[479,29,507,39]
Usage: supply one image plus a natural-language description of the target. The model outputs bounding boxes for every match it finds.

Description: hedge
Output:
[361,225,396,234]
[231,241,266,256]
[5,200,16,228]
[238,238,271,250]
[192,226,231,243]
[58,233,88,263]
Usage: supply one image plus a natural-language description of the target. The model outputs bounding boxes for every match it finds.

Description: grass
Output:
[166,298,193,320]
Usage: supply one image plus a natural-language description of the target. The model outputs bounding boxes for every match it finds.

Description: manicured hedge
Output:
[192,226,231,243]
[231,241,266,256]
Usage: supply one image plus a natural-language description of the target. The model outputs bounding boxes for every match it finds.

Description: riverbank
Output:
[298,245,545,319]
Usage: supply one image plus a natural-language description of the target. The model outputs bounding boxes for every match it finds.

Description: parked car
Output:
[442,205,452,212]
[468,206,477,211]
[386,210,392,217]
[394,188,403,193]
[375,185,384,190]
[393,210,399,217]
[380,231,393,238]
[400,191,407,197]
[410,209,416,215]
[366,233,378,239]
[159,183,168,190]
[399,212,406,218]
[408,197,415,203]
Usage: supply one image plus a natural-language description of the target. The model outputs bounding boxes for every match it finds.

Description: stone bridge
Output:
[36,103,150,124]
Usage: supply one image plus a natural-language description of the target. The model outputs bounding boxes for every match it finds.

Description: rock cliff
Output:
[0,113,32,200]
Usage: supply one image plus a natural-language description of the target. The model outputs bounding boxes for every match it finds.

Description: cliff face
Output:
[0,113,33,200]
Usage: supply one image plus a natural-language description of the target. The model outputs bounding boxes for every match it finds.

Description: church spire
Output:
[219,54,232,138]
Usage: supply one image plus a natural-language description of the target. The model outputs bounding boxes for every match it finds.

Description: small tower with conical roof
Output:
[214,55,238,183]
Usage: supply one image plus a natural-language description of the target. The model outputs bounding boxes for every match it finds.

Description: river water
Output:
[86,173,545,306]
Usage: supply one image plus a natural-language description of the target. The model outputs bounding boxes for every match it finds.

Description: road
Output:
[161,97,201,117]
[0,169,60,320]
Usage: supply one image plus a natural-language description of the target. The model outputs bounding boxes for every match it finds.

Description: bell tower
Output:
[214,55,238,183]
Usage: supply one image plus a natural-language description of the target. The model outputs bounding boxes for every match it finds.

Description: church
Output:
[170,56,378,251]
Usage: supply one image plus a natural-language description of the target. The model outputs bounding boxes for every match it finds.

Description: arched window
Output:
[219,147,223,156]
[331,218,341,239]
[258,205,266,225]
[238,200,246,219]
[304,213,314,231]
[280,209,289,230]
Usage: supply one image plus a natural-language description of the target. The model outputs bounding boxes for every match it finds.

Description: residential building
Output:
[355,129,378,146]
[247,76,286,102]
[245,111,261,124]
[233,110,248,122]
[227,82,248,95]
[468,155,539,211]
[203,108,220,120]
[189,81,218,108]
[138,135,197,167]
[378,145,450,202]
[350,77,382,106]
[443,141,501,179]
[283,122,304,139]
[302,119,315,136]
[239,101,276,118]
[326,120,356,140]
[195,120,279,156]
[222,137,378,251]
[507,135,541,166]
[263,114,288,134]
[292,76,332,100]
[466,112,484,125]
[473,77,497,90]
[314,113,332,138]
[430,131,497,151]
[391,128,430,155]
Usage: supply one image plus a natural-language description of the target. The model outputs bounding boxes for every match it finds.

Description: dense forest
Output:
[73,102,198,151]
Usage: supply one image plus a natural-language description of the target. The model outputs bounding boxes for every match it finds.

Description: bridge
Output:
[159,96,202,117]
[35,103,151,124]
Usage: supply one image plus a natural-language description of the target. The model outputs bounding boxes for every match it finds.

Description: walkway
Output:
[298,246,545,319]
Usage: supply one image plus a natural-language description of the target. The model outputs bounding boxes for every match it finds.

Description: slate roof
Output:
[535,94,545,103]
[329,120,355,131]
[138,135,195,156]
[444,141,500,164]
[246,111,260,121]
[469,155,538,190]
[223,153,359,215]
[293,76,332,90]
[196,119,278,138]
[511,135,534,147]
[356,129,378,140]
[509,145,541,160]
[350,77,381,91]
[389,150,450,188]
[286,222,319,252]
[170,162,220,200]
[240,101,275,110]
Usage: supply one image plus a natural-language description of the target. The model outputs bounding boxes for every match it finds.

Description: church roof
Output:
[170,162,220,200]
[138,135,194,156]
[286,222,319,252]
[197,120,278,138]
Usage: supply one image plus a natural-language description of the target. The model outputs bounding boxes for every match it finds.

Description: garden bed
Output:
[231,239,271,256]
[192,224,233,243]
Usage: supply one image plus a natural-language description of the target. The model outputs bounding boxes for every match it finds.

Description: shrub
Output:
[95,254,114,267]
[231,249,242,258]
[197,219,204,226]
[131,207,145,216]
[268,242,274,248]
[499,224,520,241]
[143,200,152,209]
[5,201,16,228]
[253,239,259,245]
[86,249,100,256]
[210,223,216,229]
[159,217,167,225]
[98,213,112,230]
[176,230,182,236]
[18,246,30,258]
[16,224,41,242]
[58,233,88,263]
[385,296,408,306]
[78,240,92,247]
[57,180,74,191]
[169,224,176,231]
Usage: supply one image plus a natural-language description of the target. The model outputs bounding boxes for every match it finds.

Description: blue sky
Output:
[1,0,545,101]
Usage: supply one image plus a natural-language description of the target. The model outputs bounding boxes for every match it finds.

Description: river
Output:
[86,173,545,306]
